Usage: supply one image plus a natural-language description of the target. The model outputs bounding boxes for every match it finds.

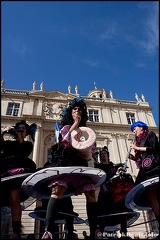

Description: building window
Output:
[6,103,20,116]
[88,109,99,122]
[126,113,135,124]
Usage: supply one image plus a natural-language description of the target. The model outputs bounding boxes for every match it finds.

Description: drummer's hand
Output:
[130,144,139,151]
[128,153,135,161]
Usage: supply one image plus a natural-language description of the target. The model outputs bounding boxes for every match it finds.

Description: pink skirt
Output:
[48,174,96,195]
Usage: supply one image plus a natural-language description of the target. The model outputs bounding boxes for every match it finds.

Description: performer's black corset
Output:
[45,143,88,168]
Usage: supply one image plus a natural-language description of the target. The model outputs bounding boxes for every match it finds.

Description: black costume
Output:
[133,131,159,185]
[95,162,135,235]
[46,139,88,168]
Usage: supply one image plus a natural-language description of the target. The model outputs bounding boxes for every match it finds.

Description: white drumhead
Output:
[22,166,106,199]
[1,173,33,182]
[71,127,96,150]
[28,210,85,224]
[125,176,159,210]
[86,211,140,232]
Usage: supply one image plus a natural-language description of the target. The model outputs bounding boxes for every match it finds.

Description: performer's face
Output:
[133,126,144,136]
[16,124,27,138]
[100,151,109,164]
[72,106,82,117]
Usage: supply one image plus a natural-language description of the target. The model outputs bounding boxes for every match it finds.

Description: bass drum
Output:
[125,176,159,211]
[97,173,136,229]
[109,173,135,206]
[1,173,35,207]
[0,156,36,207]
[0,156,36,176]
[21,166,106,199]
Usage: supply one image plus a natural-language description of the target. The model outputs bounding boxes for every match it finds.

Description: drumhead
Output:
[86,211,140,231]
[1,207,11,216]
[22,166,106,199]
[0,156,36,174]
[28,210,85,224]
[1,173,34,207]
[125,176,159,210]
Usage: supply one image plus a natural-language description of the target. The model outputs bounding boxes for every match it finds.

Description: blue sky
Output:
[2,1,159,126]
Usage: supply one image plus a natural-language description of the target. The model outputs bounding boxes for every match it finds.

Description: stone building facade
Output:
[1,80,159,238]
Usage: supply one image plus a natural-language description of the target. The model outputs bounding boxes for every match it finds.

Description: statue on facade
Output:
[135,93,139,102]
[40,82,44,91]
[141,94,146,102]
[68,85,71,94]
[1,79,4,89]
[94,82,97,90]
[102,89,106,99]
[75,85,78,94]
[32,81,36,90]
[110,90,113,99]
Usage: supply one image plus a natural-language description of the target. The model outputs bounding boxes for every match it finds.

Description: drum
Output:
[85,211,140,232]
[0,156,36,176]
[0,156,37,207]
[125,176,159,211]
[70,127,96,160]
[21,166,106,199]
[29,210,85,224]
[109,173,135,205]
[1,173,35,207]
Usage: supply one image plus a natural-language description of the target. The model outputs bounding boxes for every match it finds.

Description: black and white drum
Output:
[1,156,36,207]
[0,156,36,177]
[85,211,140,232]
[1,173,35,207]
[28,210,85,224]
[21,166,106,199]
[125,176,159,211]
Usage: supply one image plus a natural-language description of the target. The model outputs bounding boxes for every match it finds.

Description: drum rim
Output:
[28,210,85,224]
[125,176,159,210]
[22,166,106,199]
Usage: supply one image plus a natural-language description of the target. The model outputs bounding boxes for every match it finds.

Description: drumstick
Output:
[118,135,136,173]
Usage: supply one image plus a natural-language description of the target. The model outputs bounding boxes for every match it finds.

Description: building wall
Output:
[1,86,159,238]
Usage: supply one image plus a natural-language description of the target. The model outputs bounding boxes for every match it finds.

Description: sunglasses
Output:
[72,107,82,111]
[100,152,108,155]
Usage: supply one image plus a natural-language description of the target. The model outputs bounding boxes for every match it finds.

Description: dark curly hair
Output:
[60,97,88,127]
[15,120,30,135]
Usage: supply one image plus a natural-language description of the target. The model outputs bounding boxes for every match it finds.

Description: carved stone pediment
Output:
[87,89,109,99]
[29,90,68,100]
[45,91,67,100]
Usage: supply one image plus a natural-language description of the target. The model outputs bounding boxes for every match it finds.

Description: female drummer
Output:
[129,121,159,224]
[95,147,130,235]
[1,120,36,239]
[41,97,98,239]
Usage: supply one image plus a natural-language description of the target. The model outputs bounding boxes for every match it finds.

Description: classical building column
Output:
[32,125,41,166]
